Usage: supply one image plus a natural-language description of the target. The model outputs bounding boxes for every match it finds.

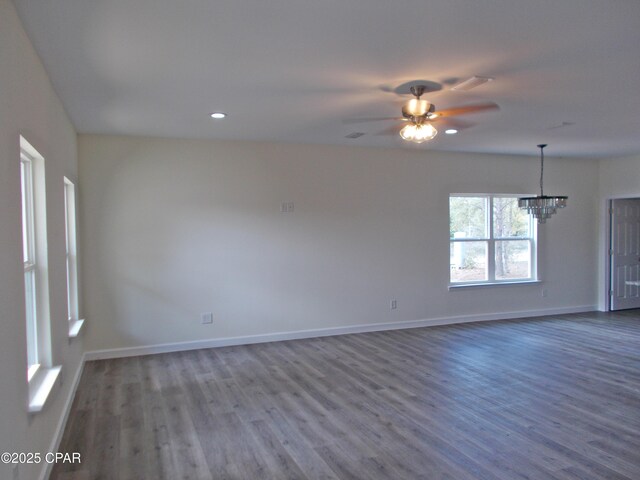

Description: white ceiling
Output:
[12,0,640,158]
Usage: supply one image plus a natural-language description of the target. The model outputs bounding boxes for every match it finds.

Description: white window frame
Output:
[21,152,39,381]
[19,136,61,413]
[449,194,538,286]
[63,177,84,337]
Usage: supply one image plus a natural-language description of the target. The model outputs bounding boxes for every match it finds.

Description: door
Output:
[610,198,640,310]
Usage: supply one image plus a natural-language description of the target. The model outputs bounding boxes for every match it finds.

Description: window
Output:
[450,194,536,285]
[21,150,39,380]
[19,136,61,413]
[64,177,83,336]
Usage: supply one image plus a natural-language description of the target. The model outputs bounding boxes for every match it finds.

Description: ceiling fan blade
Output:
[433,118,476,130]
[374,124,403,136]
[342,116,405,124]
[435,102,499,118]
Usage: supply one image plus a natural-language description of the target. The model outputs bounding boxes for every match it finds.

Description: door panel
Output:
[610,198,640,310]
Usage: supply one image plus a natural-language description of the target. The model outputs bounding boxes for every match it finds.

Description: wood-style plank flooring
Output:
[51,311,640,479]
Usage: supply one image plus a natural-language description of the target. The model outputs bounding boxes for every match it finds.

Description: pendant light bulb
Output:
[400,123,437,143]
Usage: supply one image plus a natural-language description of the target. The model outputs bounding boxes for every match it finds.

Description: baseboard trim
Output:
[84,305,597,361]
[39,357,85,480]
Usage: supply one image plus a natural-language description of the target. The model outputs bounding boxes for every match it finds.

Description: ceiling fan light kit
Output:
[518,144,568,223]
[399,122,438,143]
[399,85,438,143]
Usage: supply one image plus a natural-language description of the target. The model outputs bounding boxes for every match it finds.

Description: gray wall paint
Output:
[79,135,598,352]
[0,1,84,479]
[5,0,627,471]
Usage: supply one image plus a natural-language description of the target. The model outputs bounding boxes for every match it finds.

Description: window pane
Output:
[21,161,30,263]
[450,196,487,239]
[66,256,72,320]
[495,240,531,280]
[24,270,38,368]
[493,197,530,238]
[64,183,70,255]
[63,179,79,321]
[450,241,488,282]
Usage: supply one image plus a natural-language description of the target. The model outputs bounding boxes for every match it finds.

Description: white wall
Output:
[0,1,84,479]
[597,154,640,309]
[79,134,599,353]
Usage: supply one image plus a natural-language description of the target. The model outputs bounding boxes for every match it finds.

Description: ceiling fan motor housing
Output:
[402,99,435,120]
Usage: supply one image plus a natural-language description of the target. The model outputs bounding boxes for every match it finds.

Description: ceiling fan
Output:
[399,85,439,143]
[348,82,499,144]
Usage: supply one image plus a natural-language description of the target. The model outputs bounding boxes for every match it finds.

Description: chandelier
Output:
[518,144,567,224]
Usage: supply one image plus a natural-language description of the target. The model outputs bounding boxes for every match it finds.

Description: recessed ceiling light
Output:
[210,112,226,119]
[445,129,458,135]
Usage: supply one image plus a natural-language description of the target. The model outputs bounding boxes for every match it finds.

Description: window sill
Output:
[449,280,541,290]
[68,318,85,338]
[28,365,62,413]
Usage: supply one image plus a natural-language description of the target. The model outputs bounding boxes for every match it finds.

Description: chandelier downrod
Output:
[538,144,546,197]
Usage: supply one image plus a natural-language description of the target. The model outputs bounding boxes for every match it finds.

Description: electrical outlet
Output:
[201,312,213,324]
[390,299,397,310]
[280,202,294,213]
[541,289,548,298]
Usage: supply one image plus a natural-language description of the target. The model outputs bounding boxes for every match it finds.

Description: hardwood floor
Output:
[51,311,640,479]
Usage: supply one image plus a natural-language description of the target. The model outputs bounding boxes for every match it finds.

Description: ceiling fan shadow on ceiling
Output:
[345,82,499,144]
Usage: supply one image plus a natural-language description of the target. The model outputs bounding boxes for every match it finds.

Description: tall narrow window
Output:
[450,194,537,285]
[63,178,81,335]
[21,150,39,380]
[20,137,61,413]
